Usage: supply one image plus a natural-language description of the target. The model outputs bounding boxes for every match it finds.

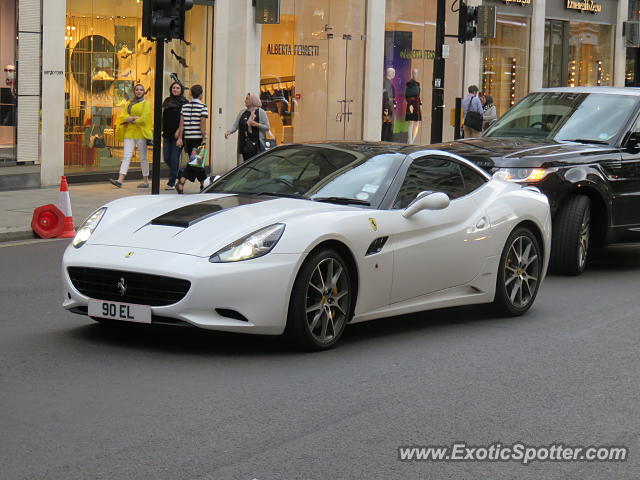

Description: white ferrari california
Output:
[62,142,551,350]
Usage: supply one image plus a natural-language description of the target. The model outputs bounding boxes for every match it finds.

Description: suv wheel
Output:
[551,194,590,276]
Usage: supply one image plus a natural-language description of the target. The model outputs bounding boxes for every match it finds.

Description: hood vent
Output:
[151,195,274,228]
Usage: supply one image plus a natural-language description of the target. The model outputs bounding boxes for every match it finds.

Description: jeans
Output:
[163,137,182,187]
[120,138,149,177]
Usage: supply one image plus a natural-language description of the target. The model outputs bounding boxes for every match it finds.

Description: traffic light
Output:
[457,1,477,44]
[142,0,193,40]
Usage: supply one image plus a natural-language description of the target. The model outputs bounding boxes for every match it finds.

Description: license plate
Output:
[88,299,152,324]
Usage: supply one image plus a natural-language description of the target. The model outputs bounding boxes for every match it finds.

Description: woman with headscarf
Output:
[162,81,188,189]
[225,93,270,162]
[110,84,152,188]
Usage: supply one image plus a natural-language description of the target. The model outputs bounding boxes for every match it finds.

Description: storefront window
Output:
[625,0,640,86]
[481,14,529,120]
[260,0,366,145]
[544,20,613,88]
[64,0,212,175]
[0,0,17,163]
[384,0,436,144]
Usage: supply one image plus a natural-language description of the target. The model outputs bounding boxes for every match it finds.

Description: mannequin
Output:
[405,68,422,144]
[381,67,396,141]
[1,65,16,126]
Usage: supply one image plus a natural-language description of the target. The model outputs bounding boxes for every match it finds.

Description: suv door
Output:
[615,117,640,227]
[388,156,491,304]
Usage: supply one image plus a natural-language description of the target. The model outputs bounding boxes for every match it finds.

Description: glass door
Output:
[260,0,365,144]
[325,0,365,141]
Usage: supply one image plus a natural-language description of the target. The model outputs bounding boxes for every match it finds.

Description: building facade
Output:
[1,0,636,189]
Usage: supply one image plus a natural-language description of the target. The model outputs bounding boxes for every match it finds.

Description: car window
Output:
[394,157,472,209]
[460,164,487,192]
[485,92,639,143]
[206,145,405,207]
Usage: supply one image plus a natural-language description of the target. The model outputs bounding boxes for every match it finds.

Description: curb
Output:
[0,229,37,243]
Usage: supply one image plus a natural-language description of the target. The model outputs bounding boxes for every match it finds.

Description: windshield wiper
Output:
[562,139,609,145]
[312,196,371,206]
[255,191,304,198]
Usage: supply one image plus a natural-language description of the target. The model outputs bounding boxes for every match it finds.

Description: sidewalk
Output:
[0,179,204,242]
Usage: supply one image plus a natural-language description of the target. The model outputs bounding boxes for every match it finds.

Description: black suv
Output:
[436,87,640,275]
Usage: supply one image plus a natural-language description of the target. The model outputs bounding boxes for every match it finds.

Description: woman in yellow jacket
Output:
[110,84,153,188]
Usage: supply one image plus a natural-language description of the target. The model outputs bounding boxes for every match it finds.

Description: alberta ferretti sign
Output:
[266,44,320,56]
[566,0,602,13]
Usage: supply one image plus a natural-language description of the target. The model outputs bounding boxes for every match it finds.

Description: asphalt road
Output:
[1,239,639,480]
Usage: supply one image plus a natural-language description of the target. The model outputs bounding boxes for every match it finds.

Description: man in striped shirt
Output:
[176,84,209,192]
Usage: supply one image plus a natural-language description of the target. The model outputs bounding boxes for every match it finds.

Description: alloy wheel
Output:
[504,235,540,309]
[577,206,591,271]
[304,257,350,345]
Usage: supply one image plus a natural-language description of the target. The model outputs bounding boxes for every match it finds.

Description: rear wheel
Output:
[286,249,353,351]
[550,195,590,275]
[492,227,542,316]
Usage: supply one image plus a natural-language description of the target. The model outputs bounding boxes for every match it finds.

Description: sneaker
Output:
[164,185,175,190]
[109,179,122,188]
[137,183,149,188]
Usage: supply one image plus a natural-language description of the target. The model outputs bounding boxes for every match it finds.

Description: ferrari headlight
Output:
[493,168,552,183]
[209,224,285,263]
[72,207,107,248]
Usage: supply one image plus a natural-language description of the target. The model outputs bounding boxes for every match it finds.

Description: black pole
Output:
[430,0,446,144]
[151,39,165,195]
[454,97,462,139]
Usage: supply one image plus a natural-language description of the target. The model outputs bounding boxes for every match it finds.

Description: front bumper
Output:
[62,244,302,335]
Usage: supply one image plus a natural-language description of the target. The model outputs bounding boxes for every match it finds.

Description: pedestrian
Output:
[162,81,188,190]
[225,93,271,163]
[482,94,497,130]
[175,84,209,194]
[110,84,152,188]
[461,85,484,139]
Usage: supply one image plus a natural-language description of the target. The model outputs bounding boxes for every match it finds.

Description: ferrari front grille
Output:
[67,267,191,306]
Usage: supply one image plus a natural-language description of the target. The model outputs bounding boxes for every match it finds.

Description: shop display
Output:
[404,68,421,144]
[381,67,396,141]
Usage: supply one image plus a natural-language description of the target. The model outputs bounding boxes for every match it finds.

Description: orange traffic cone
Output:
[57,176,76,238]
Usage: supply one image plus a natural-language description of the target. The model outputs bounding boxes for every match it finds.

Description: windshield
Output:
[484,92,639,143]
[204,145,405,207]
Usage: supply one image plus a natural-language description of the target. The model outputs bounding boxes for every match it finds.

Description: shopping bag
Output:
[188,145,208,168]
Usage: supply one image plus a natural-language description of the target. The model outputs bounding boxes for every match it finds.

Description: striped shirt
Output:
[181,99,209,139]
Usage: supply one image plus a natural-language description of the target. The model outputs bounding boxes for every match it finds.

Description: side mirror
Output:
[627,132,640,151]
[402,191,450,218]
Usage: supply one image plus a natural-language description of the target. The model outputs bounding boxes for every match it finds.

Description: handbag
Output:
[464,110,483,132]
[242,136,259,156]
[264,130,278,150]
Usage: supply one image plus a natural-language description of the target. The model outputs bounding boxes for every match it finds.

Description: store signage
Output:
[503,0,531,5]
[400,49,436,60]
[566,0,602,13]
[477,5,497,38]
[256,0,281,24]
[266,44,320,56]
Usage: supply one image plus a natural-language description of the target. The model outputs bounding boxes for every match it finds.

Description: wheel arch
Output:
[306,240,360,315]
[513,219,545,260]
[560,184,608,245]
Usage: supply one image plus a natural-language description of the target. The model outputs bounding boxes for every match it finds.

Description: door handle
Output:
[475,217,488,230]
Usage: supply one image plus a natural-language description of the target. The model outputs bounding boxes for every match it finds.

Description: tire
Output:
[550,195,590,276]
[491,226,542,316]
[286,249,353,351]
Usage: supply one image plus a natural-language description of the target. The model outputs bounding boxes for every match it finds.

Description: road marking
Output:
[0,238,68,248]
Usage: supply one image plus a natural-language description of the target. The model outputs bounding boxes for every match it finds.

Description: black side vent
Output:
[365,236,389,256]
[215,308,249,322]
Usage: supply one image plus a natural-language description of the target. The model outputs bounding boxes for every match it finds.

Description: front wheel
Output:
[286,249,353,351]
[550,195,590,276]
[491,227,542,316]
